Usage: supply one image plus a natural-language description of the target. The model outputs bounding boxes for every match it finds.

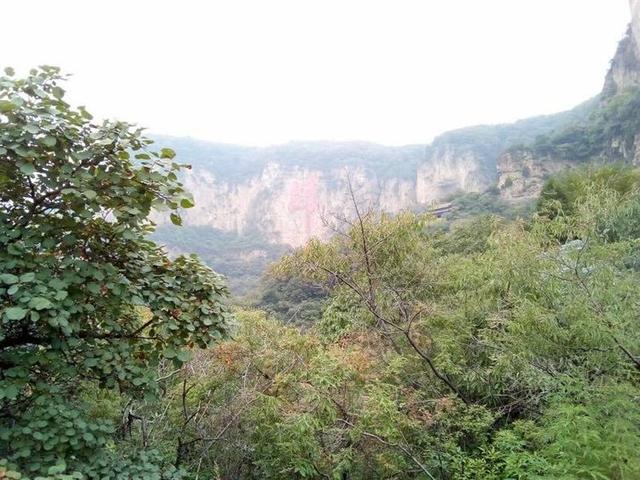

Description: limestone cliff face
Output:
[603,27,640,96]
[162,129,526,247]
[177,161,420,247]
[603,0,640,95]
[157,101,592,248]
[152,4,640,292]
[602,132,640,166]
[497,150,570,201]
[416,144,494,203]
[497,129,640,201]
[157,4,640,248]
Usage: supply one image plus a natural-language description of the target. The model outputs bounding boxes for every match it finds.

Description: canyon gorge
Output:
[155,0,640,292]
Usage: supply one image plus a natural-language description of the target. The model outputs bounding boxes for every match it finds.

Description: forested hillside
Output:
[152,226,288,294]
[3,4,640,478]
[172,164,640,479]
[151,1,640,292]
[152,100,597,295]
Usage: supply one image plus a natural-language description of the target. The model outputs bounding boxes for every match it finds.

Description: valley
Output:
[153,1,640,295]
[2,2,640,479]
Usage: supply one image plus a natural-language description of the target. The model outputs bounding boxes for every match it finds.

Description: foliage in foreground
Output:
[122,165,640,479]
[0,67,230,478]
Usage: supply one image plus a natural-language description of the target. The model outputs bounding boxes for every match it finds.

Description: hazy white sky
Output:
[1,1,631,145]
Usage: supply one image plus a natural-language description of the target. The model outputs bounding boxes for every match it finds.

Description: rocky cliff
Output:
[155,2,640,293]
[605,0,640,96]
[497,94,640,200]
[155,104,591,251]
[497,0,640,200]
[153,105,592,294]
[156,140,419,247]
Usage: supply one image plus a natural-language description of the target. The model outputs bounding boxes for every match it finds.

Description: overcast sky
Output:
[1,1,631,146]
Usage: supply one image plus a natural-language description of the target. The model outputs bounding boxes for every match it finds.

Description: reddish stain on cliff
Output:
[286,172,323,241]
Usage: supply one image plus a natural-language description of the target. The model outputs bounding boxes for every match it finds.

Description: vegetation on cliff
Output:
[530,88,640,163]
[152,225,289,294]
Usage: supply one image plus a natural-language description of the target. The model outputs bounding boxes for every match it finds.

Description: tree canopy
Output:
[0,67,230,478]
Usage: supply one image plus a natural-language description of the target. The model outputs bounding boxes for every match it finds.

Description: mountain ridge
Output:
[152,98,596,247]
[154,2,640,293]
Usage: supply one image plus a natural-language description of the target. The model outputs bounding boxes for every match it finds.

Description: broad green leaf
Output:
[170,213,182,226]
[160,148,176,159]
[10,96,24,107]
[5,307,27,320]
[29,297,52,310]
[19,272,35,283]
[54,290,68,301]
[52,86,65,99]
[47,460,66,475]
[0,100,15,112]
[0,273,19,284]
[15,147,30,157]
[176,350,192,362]
[131,377,146,386]
[49,278,67,290]
[0,384,19,400]
[18,162,35,175]
[180,198,195,208]
[42,136,57,147]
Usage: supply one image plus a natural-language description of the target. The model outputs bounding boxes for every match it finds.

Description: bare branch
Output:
[338,419,436,480]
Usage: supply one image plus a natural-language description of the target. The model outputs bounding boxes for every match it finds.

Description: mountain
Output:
[154,2,640,294]
[154,105,593,247]
[152,109,590,293]
[497,0,640,199]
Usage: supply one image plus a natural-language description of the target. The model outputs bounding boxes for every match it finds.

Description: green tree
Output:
[122,166,640,479]
[0,67,230,478]
[537,164,640,218]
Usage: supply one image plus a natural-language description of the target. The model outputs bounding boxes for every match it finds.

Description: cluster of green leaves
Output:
[140,165,640,479]
[245,275,327,327]
[537,163,640,218]
[0,67,230,478]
